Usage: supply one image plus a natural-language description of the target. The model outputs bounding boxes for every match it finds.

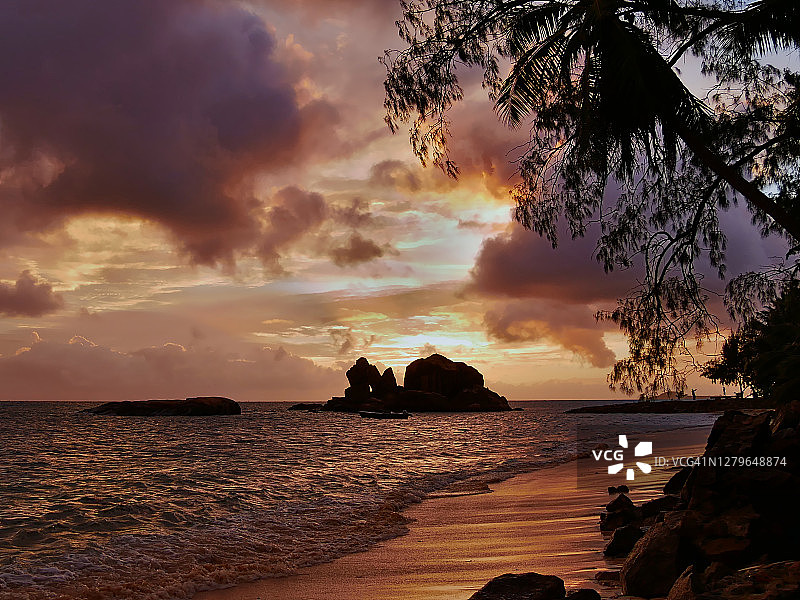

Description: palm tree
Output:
[493,0,800,240]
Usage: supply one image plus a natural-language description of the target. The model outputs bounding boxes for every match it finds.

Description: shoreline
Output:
[193,425,711,600]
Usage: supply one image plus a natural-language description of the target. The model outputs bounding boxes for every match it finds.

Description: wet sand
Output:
[195,425,711,600]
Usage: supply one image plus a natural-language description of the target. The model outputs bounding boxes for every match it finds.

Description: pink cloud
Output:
[0,271,63,317]
[483,300,616,368]
[0,333,341,401]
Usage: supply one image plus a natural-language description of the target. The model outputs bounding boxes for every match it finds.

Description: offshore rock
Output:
[404,353,483,397]
[346,357,382,389]
[85,396,241,416]
[374,367,399,397]
[451,386,511,411]
[323,354,511,413]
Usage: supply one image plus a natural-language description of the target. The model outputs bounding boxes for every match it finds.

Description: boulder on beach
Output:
[604,524,644,557]
[593,571,620,585]
[621,510,700,597]
[640,494,682,519]
[663,466,692,495]
[600,493,640,532]
[322,354,511,413]
[85,396,241,416]
[469,572,565,600]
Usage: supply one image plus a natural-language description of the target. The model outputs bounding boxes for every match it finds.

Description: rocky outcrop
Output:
[663,560,800,600]
[322,354,511,413]
[403,354,510,411]
[405,353,483,397]
[469,573,565,600]
[621,510,699,597]
[614,407,800,598]
[85,396,241,416]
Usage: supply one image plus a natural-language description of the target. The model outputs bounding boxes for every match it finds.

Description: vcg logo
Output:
[591,435,653,481]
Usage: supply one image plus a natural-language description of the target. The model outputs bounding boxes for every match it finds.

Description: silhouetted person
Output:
[691,388,696,401]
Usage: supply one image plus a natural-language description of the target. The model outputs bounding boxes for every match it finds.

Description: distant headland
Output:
[567,396,773,414]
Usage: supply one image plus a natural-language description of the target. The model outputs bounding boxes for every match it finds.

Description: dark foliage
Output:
[383,0,800,394]
[704,283,800,402]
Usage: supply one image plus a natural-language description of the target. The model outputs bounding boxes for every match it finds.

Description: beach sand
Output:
[195,425,711,600]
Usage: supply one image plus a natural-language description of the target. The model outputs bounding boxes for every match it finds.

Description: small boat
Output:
[359,410,410,419]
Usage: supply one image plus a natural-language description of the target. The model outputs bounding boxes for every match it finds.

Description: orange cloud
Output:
[483,300,616,368]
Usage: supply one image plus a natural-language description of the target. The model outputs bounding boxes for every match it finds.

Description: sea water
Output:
[0,401,715,599]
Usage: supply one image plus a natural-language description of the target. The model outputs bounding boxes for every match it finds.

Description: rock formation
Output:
[85,396,241,416]
[323,354,511,413]
[593,402,800,599]
[404,353,483,397]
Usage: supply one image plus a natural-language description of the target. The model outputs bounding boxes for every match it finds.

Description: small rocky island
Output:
[319,354,511,413]
[85,396,241,416]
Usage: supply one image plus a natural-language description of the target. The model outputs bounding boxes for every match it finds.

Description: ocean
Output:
[0,401,715,600]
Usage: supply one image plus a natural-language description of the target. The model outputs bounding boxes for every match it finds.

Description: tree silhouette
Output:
[383,0,800,394]
[703,283,800,402]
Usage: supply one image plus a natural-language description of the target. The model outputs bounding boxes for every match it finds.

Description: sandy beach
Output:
[195,425,711,600]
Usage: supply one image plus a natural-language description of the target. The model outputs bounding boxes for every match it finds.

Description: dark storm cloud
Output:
[470,224,638,303]
[468,225,635,366]
[0,0,339,265]
[0,271,64,317]
[328,233,386,267]
[258,186,329,273]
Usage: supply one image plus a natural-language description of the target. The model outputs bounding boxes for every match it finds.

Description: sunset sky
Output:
[0,0,788,401]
